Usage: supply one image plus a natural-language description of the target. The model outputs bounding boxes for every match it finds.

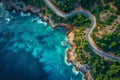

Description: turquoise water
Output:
[0,5,83,80]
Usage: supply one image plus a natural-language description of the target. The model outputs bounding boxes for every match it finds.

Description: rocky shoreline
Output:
[2,0,93,80]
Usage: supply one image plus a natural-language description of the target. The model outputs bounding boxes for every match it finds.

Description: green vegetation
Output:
[52,0,74,13]
[104,0,114,3]
[49,12,91,28]
[74,28,120,80]
[23,0,45,7]
[51,0,120,79]
[22,0,120,80]
[114,0,120,15]
[69,14,91,28]
[52,0,102,12]
[104,15,117,25]
[95,26,120,56]
[91,0,120,56]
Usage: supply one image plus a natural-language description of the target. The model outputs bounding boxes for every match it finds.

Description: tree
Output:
[109,42,117,49]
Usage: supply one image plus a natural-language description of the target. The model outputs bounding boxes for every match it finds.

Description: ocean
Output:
[0,4,83,80]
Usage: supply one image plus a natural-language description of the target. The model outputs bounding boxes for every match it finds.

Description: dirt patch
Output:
[95,15,120,39]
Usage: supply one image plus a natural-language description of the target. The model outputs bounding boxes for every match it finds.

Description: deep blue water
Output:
[0,4,83,80]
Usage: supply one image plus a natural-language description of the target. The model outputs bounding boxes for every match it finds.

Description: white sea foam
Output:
[64,56,72,66]
[37,18,47,25]
[72,65,85,80]
[5,18,10,22]
[65,37,68,41]
[43,22,47,26]
[82,72,86,80]
[20,11,24,17]
[61,41,67,46]
[72,68,79,75]
[37,19,43,24]
[27,13,31,16]
[64,49,72,66]
[20,12,31,17]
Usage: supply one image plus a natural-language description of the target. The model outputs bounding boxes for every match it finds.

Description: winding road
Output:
[44,0,120,63]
